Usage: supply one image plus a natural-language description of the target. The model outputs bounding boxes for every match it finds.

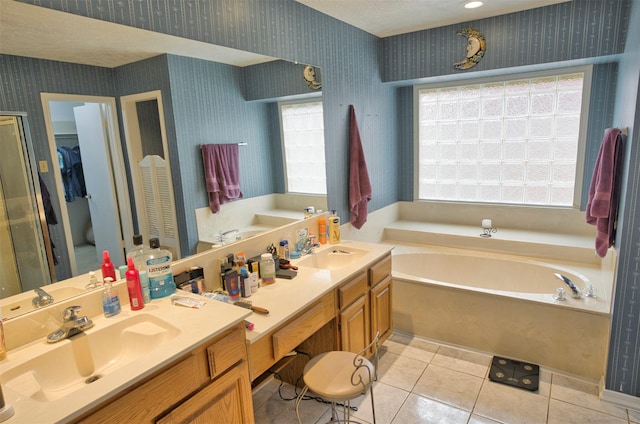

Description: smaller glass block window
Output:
[279,100,327,195]
[416,70,587,206]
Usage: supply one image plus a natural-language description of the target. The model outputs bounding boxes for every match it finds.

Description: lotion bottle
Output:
[329,211,341,244]
[125,257,144,311]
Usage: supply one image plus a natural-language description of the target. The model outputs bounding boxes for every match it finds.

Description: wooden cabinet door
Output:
[339,293,370,354]
[371,275,392,344]
[157,362,254,424]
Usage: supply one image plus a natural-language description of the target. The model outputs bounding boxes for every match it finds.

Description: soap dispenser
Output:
[102,277,121,317]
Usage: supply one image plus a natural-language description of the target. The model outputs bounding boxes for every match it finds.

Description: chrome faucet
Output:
[46,306,94,343]
[32,287,54,308]
[302,234,320,255]
[218,228,240,244]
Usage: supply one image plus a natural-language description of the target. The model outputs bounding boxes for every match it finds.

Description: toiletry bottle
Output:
[259,253,276,285]
[139,270,151,303]
[318,215,327,244]
[145,237,176,299]
[101,250,117,283]
[125,257,144,311]
[86,271,99,289]
[126,234,148,270]
[249,262,260,294]
[102,277,122,317]
[329,211,341,244]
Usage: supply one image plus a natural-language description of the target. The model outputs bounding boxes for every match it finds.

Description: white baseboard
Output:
[601,389,640,411]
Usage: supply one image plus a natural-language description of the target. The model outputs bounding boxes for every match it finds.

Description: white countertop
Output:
[242,240,393,344]
[0,294,250,423]
[0,240,392,423]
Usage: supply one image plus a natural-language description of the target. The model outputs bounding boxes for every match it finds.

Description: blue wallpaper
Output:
[382,0,630,81]
[0,54,115,279]
[608,0,640,398]
[6,0,640,397]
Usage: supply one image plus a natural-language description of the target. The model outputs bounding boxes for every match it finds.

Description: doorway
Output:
[41,94,133,276]
[120,91,180,259]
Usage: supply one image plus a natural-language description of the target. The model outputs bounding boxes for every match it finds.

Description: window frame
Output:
[412,65,593,209]
[277,97,326,195]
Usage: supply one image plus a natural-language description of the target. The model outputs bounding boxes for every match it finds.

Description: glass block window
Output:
[279,100,327,195]
[416,70,588,206]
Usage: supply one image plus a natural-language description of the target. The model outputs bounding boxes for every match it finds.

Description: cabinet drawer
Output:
[78,353,204,423]
[338,271,367,309]
[207,325,246,379]
[369,254,391,286]
[272,295,332,359]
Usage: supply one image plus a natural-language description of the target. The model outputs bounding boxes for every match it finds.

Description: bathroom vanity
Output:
[0,233,392,423]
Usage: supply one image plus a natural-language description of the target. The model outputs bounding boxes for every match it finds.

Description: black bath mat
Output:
[489,356,539,391]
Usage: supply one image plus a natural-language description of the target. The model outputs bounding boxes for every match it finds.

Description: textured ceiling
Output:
[295,0,572,37]
[0,0,571,68]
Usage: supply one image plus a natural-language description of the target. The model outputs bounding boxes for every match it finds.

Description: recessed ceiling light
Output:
[464,1,484,9]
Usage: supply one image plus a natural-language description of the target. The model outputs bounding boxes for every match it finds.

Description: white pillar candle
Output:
[482,219,492,229]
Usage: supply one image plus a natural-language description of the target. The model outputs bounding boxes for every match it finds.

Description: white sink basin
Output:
[297,246,368,270]
[2,314,180,402]
[2,286,85,320]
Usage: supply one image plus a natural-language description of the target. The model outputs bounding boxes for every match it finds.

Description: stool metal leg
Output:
[295,386,309,424]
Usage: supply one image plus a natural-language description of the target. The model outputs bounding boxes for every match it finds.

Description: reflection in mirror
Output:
[0,113,55,299]
[41,94,133,278]
[121,91,181,259]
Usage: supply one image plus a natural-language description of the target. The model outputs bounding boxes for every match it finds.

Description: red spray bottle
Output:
[101,250,117,283]
[126,257,145,311]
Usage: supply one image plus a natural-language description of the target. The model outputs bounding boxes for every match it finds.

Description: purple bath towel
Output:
[349,105,372,229]
[201,144,243,213]
[585,128,624,257]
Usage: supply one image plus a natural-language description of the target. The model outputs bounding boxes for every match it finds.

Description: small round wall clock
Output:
[453,28,486,70]
[303,65,322,90]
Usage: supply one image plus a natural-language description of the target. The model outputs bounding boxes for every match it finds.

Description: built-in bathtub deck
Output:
[384,220,599,264]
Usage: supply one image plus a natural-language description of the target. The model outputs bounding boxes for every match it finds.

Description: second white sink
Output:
[297,246,367,270]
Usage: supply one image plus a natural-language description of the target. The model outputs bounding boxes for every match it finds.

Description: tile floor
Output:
[253,333,640,424]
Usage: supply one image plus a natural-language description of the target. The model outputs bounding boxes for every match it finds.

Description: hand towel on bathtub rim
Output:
[585,127,624,258]
[201,144,243,214]
[349,105,372,230]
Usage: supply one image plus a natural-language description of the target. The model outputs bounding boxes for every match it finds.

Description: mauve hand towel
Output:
[201,144,243,214]
[585,128,624,257]
[349,105,372,229]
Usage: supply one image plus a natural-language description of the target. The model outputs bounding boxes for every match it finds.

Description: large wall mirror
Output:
[0,2,327,318]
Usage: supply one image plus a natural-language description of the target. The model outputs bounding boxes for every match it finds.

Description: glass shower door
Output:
[0,114,54,298]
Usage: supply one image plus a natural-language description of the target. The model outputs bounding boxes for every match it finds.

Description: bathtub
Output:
[391,245,613,380]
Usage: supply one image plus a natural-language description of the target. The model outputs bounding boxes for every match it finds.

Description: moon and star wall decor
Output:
[303,65,322,90]
[453,28,486,70]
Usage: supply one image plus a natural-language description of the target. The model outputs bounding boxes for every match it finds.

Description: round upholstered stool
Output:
[295,334,379,424]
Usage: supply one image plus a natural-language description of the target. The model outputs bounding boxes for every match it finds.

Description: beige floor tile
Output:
[547,399,628,424]
[468,415,502,424]
[377,350,428,391]
[348,381,410,424]
[430,345,492,378]
[551,374,628,419]
[254,383,329,424]
[252,377,284,411]
[412,364,483,411]
[383,333,440,363]
[391,393,470,424]
[630,408,640,423]
[474,377,550,424]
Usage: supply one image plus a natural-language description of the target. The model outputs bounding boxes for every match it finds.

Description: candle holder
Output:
[480,226,497,238]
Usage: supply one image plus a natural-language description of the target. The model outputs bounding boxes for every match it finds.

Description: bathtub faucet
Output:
[554,273,582,298]
[479,218,497,238]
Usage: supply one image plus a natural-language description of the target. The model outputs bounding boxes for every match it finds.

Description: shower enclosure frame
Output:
[0,112,56,296]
